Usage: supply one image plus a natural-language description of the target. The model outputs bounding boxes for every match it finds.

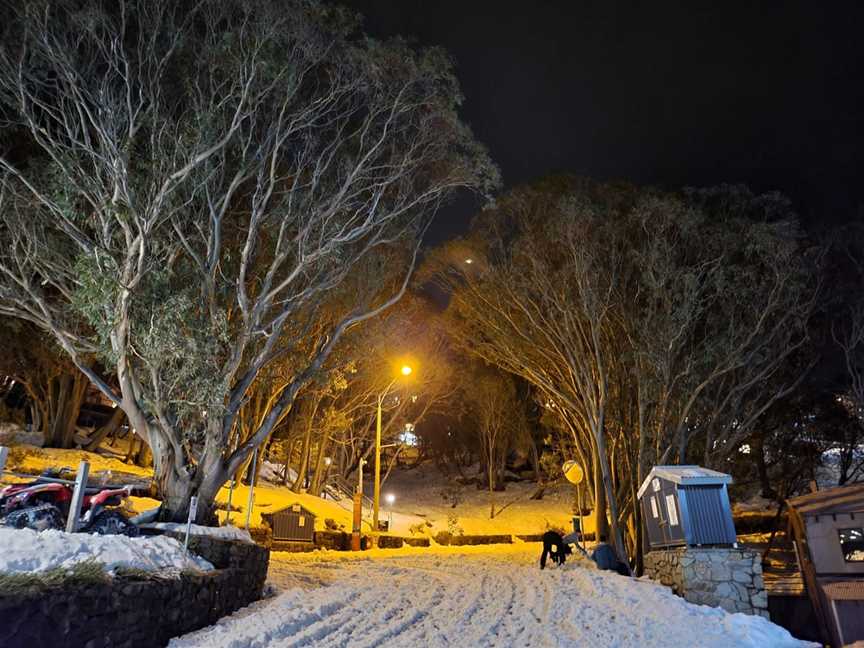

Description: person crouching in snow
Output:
[539,530,574,569]
[590,534,631,576]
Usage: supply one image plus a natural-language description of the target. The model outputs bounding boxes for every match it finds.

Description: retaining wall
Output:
[643,547,768,617]
[0,535,269,648]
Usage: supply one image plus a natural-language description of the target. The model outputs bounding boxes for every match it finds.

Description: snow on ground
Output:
[0,527,213,574]
[370,462,579,536]
[139,521,253,543]
[170,544,814,648]
[5,444,153,479]
[6,446,579,538]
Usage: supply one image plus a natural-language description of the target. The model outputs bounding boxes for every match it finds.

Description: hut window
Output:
[838,527,864,562]
[650,496,659,518]
[665,494,679,526]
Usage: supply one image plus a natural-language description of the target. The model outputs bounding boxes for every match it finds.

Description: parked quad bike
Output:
[0,469,141,536]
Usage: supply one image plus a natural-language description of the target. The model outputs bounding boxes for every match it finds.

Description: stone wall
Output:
[643,547,768,618]
[0,536,269,648]
[266,530,430,552]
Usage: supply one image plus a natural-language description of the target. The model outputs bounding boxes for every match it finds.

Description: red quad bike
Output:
[0,469,141,536]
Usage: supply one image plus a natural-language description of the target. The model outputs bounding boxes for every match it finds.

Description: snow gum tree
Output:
[0,0,496,521]
[461,367,521,519]
[428,178,821,565]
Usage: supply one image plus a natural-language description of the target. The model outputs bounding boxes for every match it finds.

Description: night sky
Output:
[342,0,864,242]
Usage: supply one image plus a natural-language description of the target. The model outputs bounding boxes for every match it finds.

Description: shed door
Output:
[658,481,686,545]
[642,493,668,548]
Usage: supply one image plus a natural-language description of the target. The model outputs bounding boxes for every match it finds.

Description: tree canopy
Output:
[0,0,496,520]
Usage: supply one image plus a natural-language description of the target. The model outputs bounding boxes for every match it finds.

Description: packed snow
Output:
[0,527,213,574]
[170,545,814,648]
[139,521,253,543]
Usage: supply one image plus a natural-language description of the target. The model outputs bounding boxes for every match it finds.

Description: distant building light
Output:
[399,426,418,447]
[464,258,474,264]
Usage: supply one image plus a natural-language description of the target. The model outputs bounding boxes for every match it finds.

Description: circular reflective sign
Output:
[562,460,584,484]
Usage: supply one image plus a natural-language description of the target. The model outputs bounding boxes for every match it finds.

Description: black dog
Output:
[540,530,572,569]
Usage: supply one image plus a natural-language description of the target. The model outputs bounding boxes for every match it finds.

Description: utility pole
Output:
[373,392,383,535]
[373,364,412,542]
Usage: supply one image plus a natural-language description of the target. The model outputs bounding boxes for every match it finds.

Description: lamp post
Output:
[385,492,395,530]
[373,364,412,538]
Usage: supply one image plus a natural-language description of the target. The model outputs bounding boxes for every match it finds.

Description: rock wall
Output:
[643,547,768,618]
[0,536,269,648]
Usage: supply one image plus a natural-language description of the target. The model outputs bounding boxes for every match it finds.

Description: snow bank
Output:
[171,546,815,648]
[139,522,253,543]
[0,527,213,575]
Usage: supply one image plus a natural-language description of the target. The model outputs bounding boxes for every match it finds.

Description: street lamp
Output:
[373,364,413,537]
[385,492,396,529]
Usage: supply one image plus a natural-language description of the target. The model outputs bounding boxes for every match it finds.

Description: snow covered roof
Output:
[637,465,732,499]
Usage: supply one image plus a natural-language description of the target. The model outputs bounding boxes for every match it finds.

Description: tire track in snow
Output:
[171,548,814,648]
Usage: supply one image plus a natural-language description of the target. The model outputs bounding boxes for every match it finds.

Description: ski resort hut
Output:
[787,483,864,647]
[637,465,736,549]
[262,502,316,543]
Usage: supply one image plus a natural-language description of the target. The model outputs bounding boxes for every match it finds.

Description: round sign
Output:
[562,460,584,485]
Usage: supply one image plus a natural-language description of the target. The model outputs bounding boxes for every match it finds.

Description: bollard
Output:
[66,460,90,533]
[0,446,8,475]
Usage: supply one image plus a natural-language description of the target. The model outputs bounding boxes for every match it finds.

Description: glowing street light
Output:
[385,493,396,529]
[374,363,414,538]
[464,258,474,264]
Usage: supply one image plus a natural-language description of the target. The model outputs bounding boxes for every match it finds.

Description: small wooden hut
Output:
[262,502,316,544]
[637,465,736,549]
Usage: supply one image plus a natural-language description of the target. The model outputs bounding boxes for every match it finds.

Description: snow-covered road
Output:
[170,545,814,648]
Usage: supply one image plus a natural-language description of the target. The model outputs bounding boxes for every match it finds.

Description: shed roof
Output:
[637,465,732,499]
[787,483,864,518]
[261,502,317,518]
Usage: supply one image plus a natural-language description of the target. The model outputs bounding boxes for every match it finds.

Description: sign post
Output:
[244,448,258,531]
[225,478,236,525]
[65,460,90,533]
[562,460,585,552]
[0,446,8,475]
[184,495,199,554]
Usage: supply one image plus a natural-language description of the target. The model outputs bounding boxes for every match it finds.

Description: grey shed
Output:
[637,465,736,549]
[262,502,316,543]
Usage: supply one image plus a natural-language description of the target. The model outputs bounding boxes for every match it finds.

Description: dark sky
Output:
[341,0,864,242]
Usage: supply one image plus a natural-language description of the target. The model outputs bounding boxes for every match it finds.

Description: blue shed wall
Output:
[679,484,736,545]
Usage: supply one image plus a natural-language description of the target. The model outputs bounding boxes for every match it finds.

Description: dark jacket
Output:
[590,542,618,571]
